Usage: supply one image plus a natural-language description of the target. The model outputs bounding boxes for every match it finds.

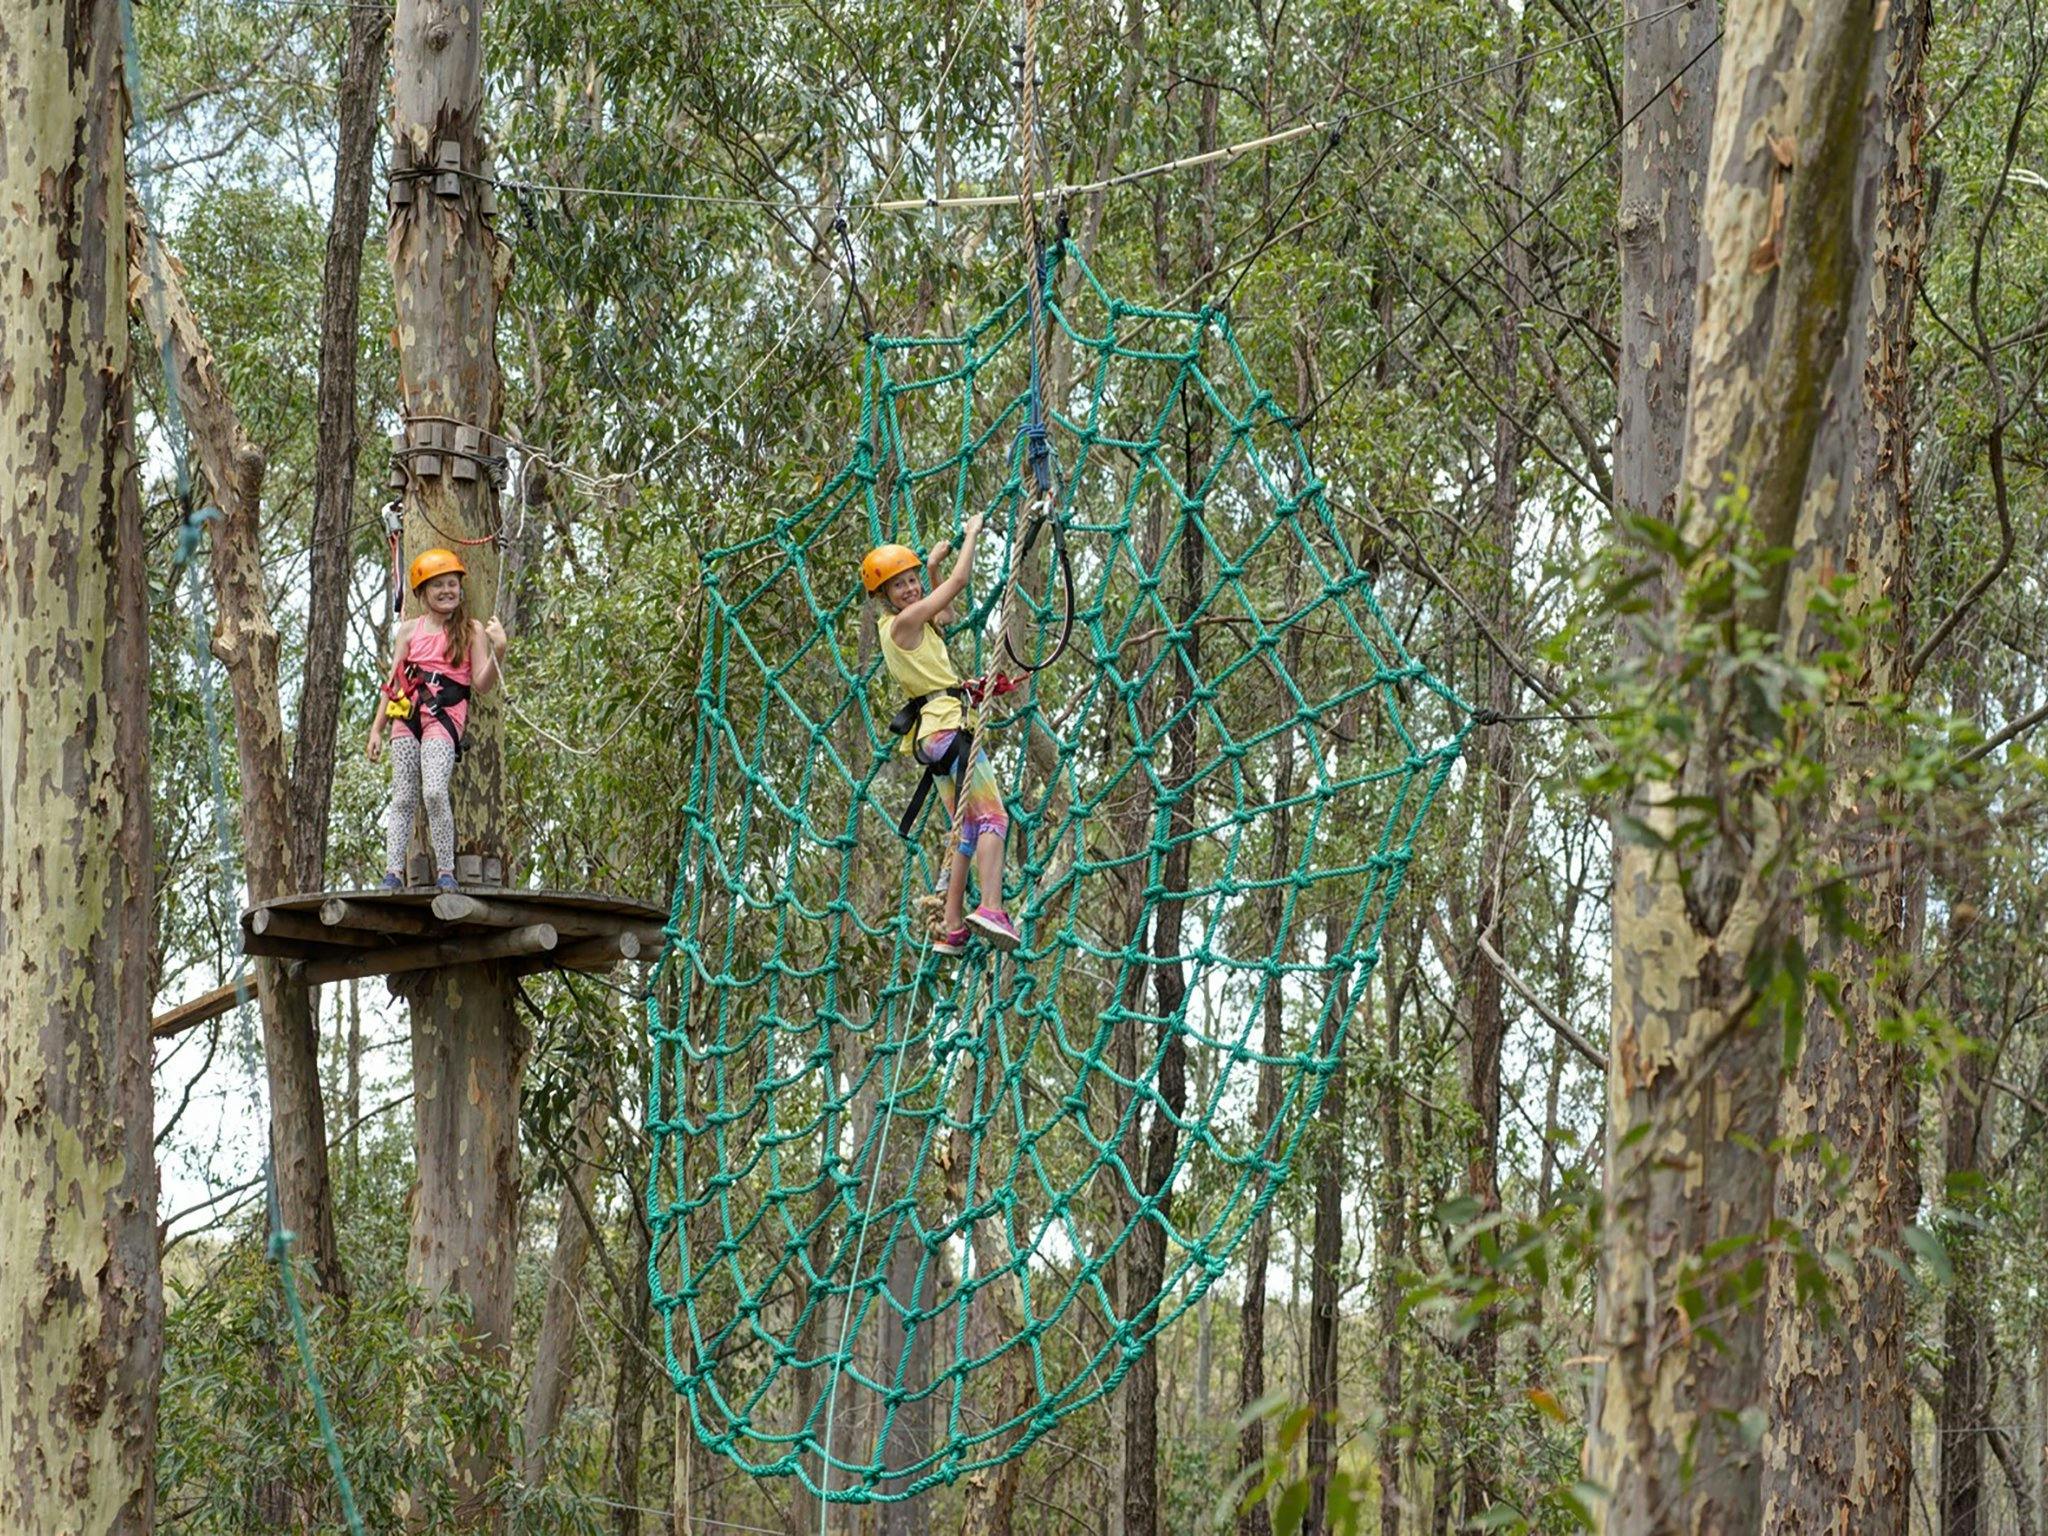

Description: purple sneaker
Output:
[966,906,1021,952]
[378,870,405,892]
[436,871,459,893]
[932,925,970,957]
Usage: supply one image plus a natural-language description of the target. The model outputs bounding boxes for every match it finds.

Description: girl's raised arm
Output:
[889,513,983,648]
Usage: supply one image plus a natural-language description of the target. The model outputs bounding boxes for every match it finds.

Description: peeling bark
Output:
[520,1088,608,1481]
[132,225,343,1299]
[1458,16,1539,1515]
[1120,88,1215,1536]
[1757,4,1929,1531]
[0,1,162,1525]
[289,0,392,891]
[388,0,522,1520]
[1593,1,1894,1530]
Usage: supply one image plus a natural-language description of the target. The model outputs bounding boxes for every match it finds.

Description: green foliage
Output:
[159,1236,521,1534]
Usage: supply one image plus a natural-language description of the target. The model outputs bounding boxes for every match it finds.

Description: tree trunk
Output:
[1590,0,1716,1506]
[1611,0,1719,539]
[1121,85,1215,1536]
[1457,14,1538,1518]
[1938,689,1987,1536]
[289,0,392,891]
[608,1212,654,1536]
[0,0,162,1522]
[1377,961,1411,1536]
[389,0,520,1519]
[1756,5,1928,1531]
[1235,480,1311,1536]
[1304,904,1352,1534]
[1591,0,1887,1529]
[133,223,344,1299]
[1938,1003,1988,1536]
[521,1089,609,1482]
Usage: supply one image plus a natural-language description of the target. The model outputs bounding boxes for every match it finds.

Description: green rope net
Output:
[646,243,1469,1505]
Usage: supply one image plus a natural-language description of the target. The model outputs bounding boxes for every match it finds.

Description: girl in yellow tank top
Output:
[862,512,1019,954]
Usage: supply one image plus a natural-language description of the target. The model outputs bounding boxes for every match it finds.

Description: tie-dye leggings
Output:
[915,730,1008,857]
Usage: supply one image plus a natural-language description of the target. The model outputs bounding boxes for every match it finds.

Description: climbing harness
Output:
[884,671,1021,839]
[382,657,472,758]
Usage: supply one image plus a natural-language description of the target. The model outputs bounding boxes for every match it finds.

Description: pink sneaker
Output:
[932,925,970,957]
[966,906,1021,952]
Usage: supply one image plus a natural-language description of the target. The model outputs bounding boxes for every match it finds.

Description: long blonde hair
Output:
[417,579,473,668]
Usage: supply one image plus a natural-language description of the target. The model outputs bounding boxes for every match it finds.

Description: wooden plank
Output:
[152,974,256,1039]
[431,892,630,940]
[244,932,361,960]
[295,922,558,986]
[507,931,639,980]
[250,908,382,948]
[320,897,434,936]
[251,887,665,924]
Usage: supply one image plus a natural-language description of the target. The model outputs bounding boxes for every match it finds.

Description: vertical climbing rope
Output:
[1015,0,1052,498]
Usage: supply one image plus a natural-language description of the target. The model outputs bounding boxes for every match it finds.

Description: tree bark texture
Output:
[1591,0,1717,1509]
[520,1089,608,1482]
[1304,911,1351,1534]
[608,1213,654,1536]
[389,0,521,1519]
[1377,961,1410,1536]
[1938,1024,1988,1536]
[289,0,392,890]
[132,225,344,1299]
[0,1,162,1525]
[1757,4,1928,1531]
[1612,0,1721,541]
[1592,1,1888,1530]
[1458,16,1538,1518]
[1120,90,1215,1536]
[1234,569,1304,1536]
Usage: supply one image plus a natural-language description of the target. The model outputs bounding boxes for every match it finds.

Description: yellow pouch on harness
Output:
[385,695,414,721]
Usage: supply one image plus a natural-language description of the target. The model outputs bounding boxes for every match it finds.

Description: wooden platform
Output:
[240,887,670,986]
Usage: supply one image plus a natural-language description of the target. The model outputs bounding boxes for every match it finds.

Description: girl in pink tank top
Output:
[365,548,508,891]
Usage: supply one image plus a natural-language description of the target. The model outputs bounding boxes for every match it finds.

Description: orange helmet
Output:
[408,547,467,591]
[861,543,920,594]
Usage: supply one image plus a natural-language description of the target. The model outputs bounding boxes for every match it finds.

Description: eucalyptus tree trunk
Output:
[290,0,392,890]
[521,1088,609,1481]
[1938,682,1990,1536]
[134,224,344,1299]
[0,1,161,1524]
[1304,888,1355,1534]
[1756,4,1929,1530]
[1592,0,1716,1502]
[1611,0,1719,539]
[1458,14,1538,1516]
[1590,0,1887,1528]
[1938,928,1988,1536]
[1119,82,1216,1536]
[1376,957,1412,1536]
[388,0,520,1517]
[1235,554,1307,1536]
[608,1213,655,1536]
